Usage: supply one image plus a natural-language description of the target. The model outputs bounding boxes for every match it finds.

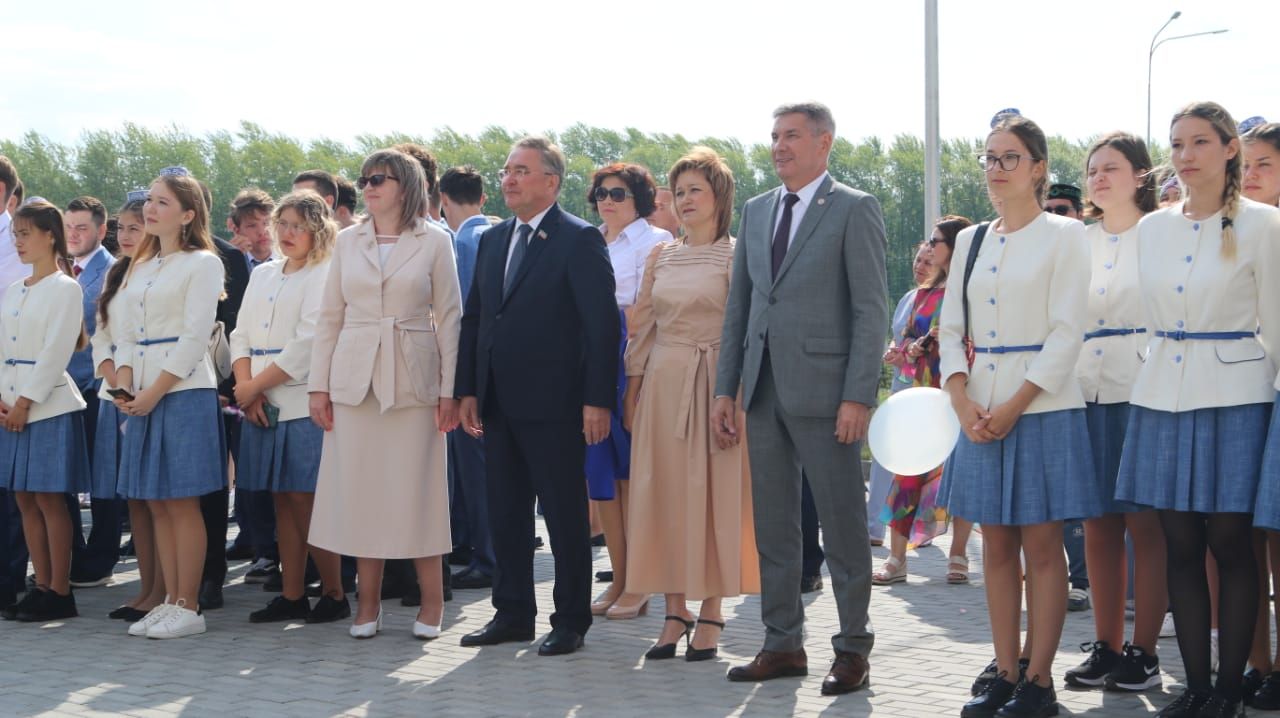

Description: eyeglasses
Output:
[272,219,310,234]
[976,152,1027,172]
[1043,205,1073,216]
[592,187,634,203]
[498,168,554,181]
[927,237,946,247]
[356,174,399,190]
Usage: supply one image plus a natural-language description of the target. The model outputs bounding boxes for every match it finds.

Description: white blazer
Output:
[115,250,225,395]
[0,273,87,422]
[90,287,131,402]
[1129,199,1280,412]
[939,213,1089,414]
[230,258,329,422]
[1075,221,1147,404]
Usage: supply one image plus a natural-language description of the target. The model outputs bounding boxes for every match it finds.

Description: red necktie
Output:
[73,265,83,277]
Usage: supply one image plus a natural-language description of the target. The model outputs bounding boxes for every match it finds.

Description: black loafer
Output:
[451,568,493,590]
[306,595,351,624]
[249,595,311,624]
[800,575,823,594]
[538,627,585,656]
[109,605,148,621]
[460,620,535,647]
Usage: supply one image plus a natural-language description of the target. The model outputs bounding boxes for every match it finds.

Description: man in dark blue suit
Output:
[456,137,619,656]
[64,196,120,586]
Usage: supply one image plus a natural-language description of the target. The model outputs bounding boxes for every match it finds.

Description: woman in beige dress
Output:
[623,147,760,662]
[307,148,462,640]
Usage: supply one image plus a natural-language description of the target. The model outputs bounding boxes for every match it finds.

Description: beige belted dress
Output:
[623,239,760,599]
[307,219,462,559]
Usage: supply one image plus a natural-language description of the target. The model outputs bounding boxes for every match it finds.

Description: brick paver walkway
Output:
[0,524,1195,717]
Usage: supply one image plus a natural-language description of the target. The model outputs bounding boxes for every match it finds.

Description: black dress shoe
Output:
[1243,668,1264,707]
[538,627,585,656]
[447,547,473,567]
[595,570,613,583]
[1253,672,1280,710]
[1196,692,1245,718]
[249,595,310,623]
[800,575,823,594]
[962,673,1017,718]
[1153,688,1209,717]
[996,677,1057,717]
[306,595,351,624]
[225,541,254,561]
[199,579,224,610]
[0,590,16,619]
[451,568,493,590]
[109,606,148,621]
[460,620,535,647]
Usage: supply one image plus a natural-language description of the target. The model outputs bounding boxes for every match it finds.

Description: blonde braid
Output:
[1221,154,1242,260]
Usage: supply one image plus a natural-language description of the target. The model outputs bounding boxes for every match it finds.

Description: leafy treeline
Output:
[3,121,1117,301]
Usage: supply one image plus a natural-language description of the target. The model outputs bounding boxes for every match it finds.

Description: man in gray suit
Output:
[713,101,888,695]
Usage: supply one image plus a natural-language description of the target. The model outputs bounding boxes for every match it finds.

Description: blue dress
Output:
[585,308,629,500]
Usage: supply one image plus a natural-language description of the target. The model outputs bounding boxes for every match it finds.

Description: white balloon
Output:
[867,387,961,476]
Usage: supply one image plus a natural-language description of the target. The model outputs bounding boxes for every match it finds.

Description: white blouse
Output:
[0,273,87,422]
[1128,198,1280,411]
[1075,221,1147,404]
[939,213,1089,414]
[607,218,671,308]
[229,258,329,422]
[115,250,225,395]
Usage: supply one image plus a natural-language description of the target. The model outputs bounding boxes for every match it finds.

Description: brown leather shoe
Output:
[726,649,808,682]
[821,650,870,695]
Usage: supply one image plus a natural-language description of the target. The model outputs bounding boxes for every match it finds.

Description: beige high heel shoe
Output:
[605,593,650,620]
[591,586,622,616]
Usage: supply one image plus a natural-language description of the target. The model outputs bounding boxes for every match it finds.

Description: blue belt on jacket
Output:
[972,344,1043,354]
[250,348,283,356]
[1084,328,1146,340]
[1154,330,1255,341]
[3,359,34,366]
[137,336,180,346]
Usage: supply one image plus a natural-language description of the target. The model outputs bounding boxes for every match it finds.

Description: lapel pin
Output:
[817,198,826,206]
[537,230,548,240]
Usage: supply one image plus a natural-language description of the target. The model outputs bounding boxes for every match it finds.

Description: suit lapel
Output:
[354,223,381,272]
[758,189,781,284]
[774,176,835,285]
[500,203,558,307]
[81,248,110,288]
[381,222,425,284]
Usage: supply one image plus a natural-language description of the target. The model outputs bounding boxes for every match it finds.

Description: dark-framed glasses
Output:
[592,187,634,203]
[976,152,1025,172]
[498,167,554,181]
[356,174,398,190]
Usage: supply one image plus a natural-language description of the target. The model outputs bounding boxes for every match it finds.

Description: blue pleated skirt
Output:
[1114,402,1271,514]
[585,308,630,501]
[0,412,90,493]
[1251,396,1280,530]
[237,416,322,493]
[91,399,125,499]
[118,389,226,500]
[940,408,1101,526]
[1085,402,1145,514]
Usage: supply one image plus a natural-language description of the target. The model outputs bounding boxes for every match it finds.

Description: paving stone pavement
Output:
[0,525,1201,717]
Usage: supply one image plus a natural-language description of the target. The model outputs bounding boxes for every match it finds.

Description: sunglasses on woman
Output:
[357,174,399,190]
[593,187,634,203]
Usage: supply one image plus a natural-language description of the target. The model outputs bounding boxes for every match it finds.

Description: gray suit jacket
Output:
[715,174,889,418]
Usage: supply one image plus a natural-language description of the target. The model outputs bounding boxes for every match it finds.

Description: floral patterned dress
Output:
[880,286,950,547]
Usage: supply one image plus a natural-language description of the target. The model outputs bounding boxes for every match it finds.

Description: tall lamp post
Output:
[1147,11,1229,146]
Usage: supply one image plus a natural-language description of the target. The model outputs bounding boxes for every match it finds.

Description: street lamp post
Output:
[1147,11,1229,146]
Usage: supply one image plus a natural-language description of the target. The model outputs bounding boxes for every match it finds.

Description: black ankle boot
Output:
[996,676,1058,717]
[1196,692,1245,718]
[962,672,1018,718]
[1155,688,1210,717]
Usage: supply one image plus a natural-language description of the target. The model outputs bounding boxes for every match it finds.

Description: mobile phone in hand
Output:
[108,388,135,402]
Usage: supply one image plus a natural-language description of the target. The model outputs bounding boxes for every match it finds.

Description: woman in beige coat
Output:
[308,149,462,640]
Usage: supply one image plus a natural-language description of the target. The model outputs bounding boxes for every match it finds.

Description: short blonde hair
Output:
[272,190,337,266]
[668,146,735,240]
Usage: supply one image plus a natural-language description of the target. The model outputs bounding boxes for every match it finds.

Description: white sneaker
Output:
[146,600,206,639]
[1160,611,1176,638]
[128,603,173,637]
[412,621,441,640]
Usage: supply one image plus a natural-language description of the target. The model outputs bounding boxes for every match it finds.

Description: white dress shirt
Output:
[229,258,329,422]
[115,250,225,394]
[0,273,87,422]
[1075,221,1147,404]
[0,212,30,290]
[1128,199,1280,411]
[771,172,829,250]
[505,205,553,277]
[605,218,671,307]
[939,212,1089,414]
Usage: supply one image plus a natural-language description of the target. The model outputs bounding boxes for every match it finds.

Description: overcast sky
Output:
[2,0,1274,149]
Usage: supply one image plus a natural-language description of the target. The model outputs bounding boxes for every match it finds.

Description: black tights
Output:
[1159,510,1257,699]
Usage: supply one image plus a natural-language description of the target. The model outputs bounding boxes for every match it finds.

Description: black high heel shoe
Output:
[686,618,726,662]
[645,615,695,660]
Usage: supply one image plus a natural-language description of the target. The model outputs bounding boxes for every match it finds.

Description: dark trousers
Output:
[801,474,826,579]
[71,390,123,579]
[483,404,591,635]
[201,413,238,585]
[231,488,278,561]
[448,428,494,575]
[0,490,26,598]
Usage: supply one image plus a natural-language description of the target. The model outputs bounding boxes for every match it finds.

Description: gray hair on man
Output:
[773,101,836,137]
[512,136,566,194]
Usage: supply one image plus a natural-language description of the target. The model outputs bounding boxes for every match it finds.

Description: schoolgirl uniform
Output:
[1115,199,1280,512]
[938,213,1102,525]
[584,218,671,501]
[115,250,226,499]
[89,272,130,499]
[229,257,329,493]
[0,273,90,494]
[1075,222,1147,513]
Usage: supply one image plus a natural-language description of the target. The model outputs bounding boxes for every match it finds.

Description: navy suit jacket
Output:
[456,202,619,423]
[213,235,250,397]
[68,246,115,392]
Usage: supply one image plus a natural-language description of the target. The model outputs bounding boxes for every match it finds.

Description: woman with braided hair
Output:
[1114,101,1280,717]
